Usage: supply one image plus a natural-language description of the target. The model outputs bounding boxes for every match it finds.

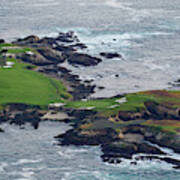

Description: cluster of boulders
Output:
[13,32,102,67]
[9,33,100,100]
[113,101,180,122]
[55,99,180,168]
[0,104,44,129]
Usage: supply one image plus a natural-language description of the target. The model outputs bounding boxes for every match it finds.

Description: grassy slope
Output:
[65,93,158,115]
[66,91,180,113]
[66,90,180,134]
[0,58,71,106]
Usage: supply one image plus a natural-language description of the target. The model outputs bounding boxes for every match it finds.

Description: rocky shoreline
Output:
[0,32,180,169]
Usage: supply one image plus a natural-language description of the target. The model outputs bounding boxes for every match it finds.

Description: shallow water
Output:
[0,122,180,180]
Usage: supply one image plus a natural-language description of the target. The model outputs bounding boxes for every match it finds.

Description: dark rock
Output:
[173,166,180,169]
[131,161,137,165]
[15,35,40,45]
[0,128,4,132]
[66,109,96,121]
[55,45,75,53]
[56,128,118,146]
[69,43,87,50]
[0,39,5,44]
[136,155,180,168]
[10,110,41,129]
[100,52,122,59]
[101,141,137,159]
[118,111,147,121]
[0,49,8,54]
[56,31,79,43]
[98,86,105,90]
[144,101,180,120]
[38,37,57,46]
[37,47,65,64]
[144,127,180,153]
[101,141,165,162]
[17,51,53,66]
[67,52,102,66]
[84,79,94,84]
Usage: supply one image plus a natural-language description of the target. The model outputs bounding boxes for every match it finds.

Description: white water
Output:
[0,122,180,180]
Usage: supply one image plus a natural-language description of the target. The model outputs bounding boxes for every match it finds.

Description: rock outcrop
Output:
[100,52,122,59]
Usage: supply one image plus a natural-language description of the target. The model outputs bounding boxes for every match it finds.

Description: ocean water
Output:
[0,0,180,179]
[0,122,180,180]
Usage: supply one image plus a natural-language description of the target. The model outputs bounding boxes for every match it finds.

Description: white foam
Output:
[104,0,132,10]
[12,159,42,165]
[0,162,8,172]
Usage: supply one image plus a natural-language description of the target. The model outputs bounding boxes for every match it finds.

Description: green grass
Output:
[0,43,15,49]
[0,58,71,106]
[0,43,33,54]
[7,47,32,54]
[65,90,180,117]
[65,93,158,116]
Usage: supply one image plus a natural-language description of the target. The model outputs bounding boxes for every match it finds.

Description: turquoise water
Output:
[0,0,180,179]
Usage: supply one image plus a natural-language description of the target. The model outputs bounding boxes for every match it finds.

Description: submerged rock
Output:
[100,52,122,59]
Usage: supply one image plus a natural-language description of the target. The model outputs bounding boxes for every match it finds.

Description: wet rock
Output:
[55,45,75,53]
[66,52,102,66]
[101,141,137,159]
[56,128,118,146]
[144,127,180,153]
[131,161,137,165]
[101,141,165,162]
[98,86,105,90]
[136,155,180,168]
[100,52,122,59]
[0,39,5,44]
[15,35,40,45]
[69,43,87,50]
[56,31,79,43]
[10,110,41,129]
[38,37,57,46]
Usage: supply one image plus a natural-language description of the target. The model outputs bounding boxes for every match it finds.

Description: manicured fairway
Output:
[0,58,71,106]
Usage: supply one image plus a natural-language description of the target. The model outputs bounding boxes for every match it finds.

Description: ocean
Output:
[0,0,180,179]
